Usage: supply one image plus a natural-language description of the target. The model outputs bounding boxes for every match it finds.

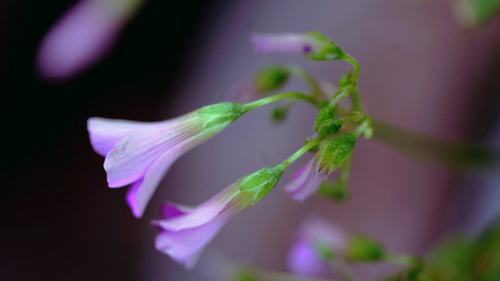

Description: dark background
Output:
[1,1,219,280]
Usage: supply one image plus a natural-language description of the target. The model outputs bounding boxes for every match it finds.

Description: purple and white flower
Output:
[37,0,143,80]
[287,217,349,277]
[284,158,325,201]
[250,32,344,61]
[87,102,246,217]
[152,164,285,268]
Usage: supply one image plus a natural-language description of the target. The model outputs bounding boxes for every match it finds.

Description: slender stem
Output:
[371,120,500,171]
[243,91,322,112]
[281,139,320,169]
[328,259,357,281]
[385,254,419,268]
[342,55,360,83]
[287,66,326,99]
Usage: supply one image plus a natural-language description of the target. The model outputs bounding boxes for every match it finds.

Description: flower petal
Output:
[37,0,142,79]
[125,146,187,218]
[287,238,330,277]
[250,33,314,54]
[155,213,231,268]
[87,117,156,156]
[103,118,198,187]
[153,185,239,231]
[284,159,324,201]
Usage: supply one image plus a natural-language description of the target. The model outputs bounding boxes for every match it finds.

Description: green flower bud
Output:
[254,66,289,93]
[271,106,288,123]
[345,235,385,262]
[305,32,346,61]
[238,164,284,206]
[317,133,356,175]
[315,105,342,137]
[232,269,258,281]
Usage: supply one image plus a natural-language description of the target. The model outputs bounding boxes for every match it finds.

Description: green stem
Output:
[243,91,322,112]
[385,254,420,268]
[281,139,320,169]
[287,66,326,99]
[371,120,500,171]
[342,55,360,83]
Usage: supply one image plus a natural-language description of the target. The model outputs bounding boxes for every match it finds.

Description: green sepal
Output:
[197,102,246,130]
[315,105,342,137]
[316,133,356,175]
[345,235,385,262]
[254,66,289,93]
[237,165,284,206]
[313,240,336,261]
[305,31,346,61]
[317,180,349,202]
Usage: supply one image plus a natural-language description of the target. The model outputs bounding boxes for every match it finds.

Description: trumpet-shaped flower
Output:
[87,102,246,217]
[37,0,143,79]
[251,32,345,61]
[287,217,349,277]
[284,159,325,201]
[152,164,285,268]
[287,217,386,277]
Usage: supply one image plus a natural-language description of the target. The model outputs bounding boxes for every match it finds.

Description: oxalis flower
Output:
[152,164,285,268]
[287,217,385,277]
[250,32,345,61]
[284,158,326,201]
[37,0,143,80]
[87,102,247,218]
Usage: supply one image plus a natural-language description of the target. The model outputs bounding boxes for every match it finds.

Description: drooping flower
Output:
[152,164,285,268]
[287,217,350,277]
[287,217,385,277]
[87,102,247,218]
[37,0,143,80]
[250,32,345,61]
[284,158,326,201]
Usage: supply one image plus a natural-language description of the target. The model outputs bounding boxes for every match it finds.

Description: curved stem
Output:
[287,66,326,99]
[372,120,500,171]
[243,91,322,112]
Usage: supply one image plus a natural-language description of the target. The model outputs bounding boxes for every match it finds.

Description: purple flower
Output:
[87,102,246,218]
[250,32,345,61]
[37,0,142,80]
[287,217,349,277]
[284,159,325,201]
[152,164,285,268]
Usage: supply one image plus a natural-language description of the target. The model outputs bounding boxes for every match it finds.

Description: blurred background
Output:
[1,0,500,280]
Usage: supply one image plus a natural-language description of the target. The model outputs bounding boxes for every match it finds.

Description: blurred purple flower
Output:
[152,164,285,268]
[287,217,349,277]
[37,0,142,80]
[284,158,325,201]
[250,33,316,54]
[87,103,245,217]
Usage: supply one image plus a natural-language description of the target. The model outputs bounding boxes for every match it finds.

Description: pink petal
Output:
[287,238,330,277]
[284,159,324,201]
[87,117,157,156]
[250,33,314,54]
[155,213,231,268]
[37,0,142,79]
[301,217,349,253]
[153,185,239,231]
[125,147,186,218]
[103,118,198,187]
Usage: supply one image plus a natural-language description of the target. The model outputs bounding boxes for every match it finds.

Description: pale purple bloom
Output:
[284,159,325,201]
[152,185,242,268]
[87,103,245,217]
[250,33,316,54]
[287,217,349,277]
[37,0,142,80]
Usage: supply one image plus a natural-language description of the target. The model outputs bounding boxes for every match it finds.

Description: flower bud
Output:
[271,106,289,123]
[316,133,356,175]
[238,164,285,206]
[254,66,290,93]
[345,235,386,262]
[315,106,342,137]
[305,32,346,61]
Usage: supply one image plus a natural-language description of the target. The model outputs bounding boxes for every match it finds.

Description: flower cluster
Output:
[88,32,374,268]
